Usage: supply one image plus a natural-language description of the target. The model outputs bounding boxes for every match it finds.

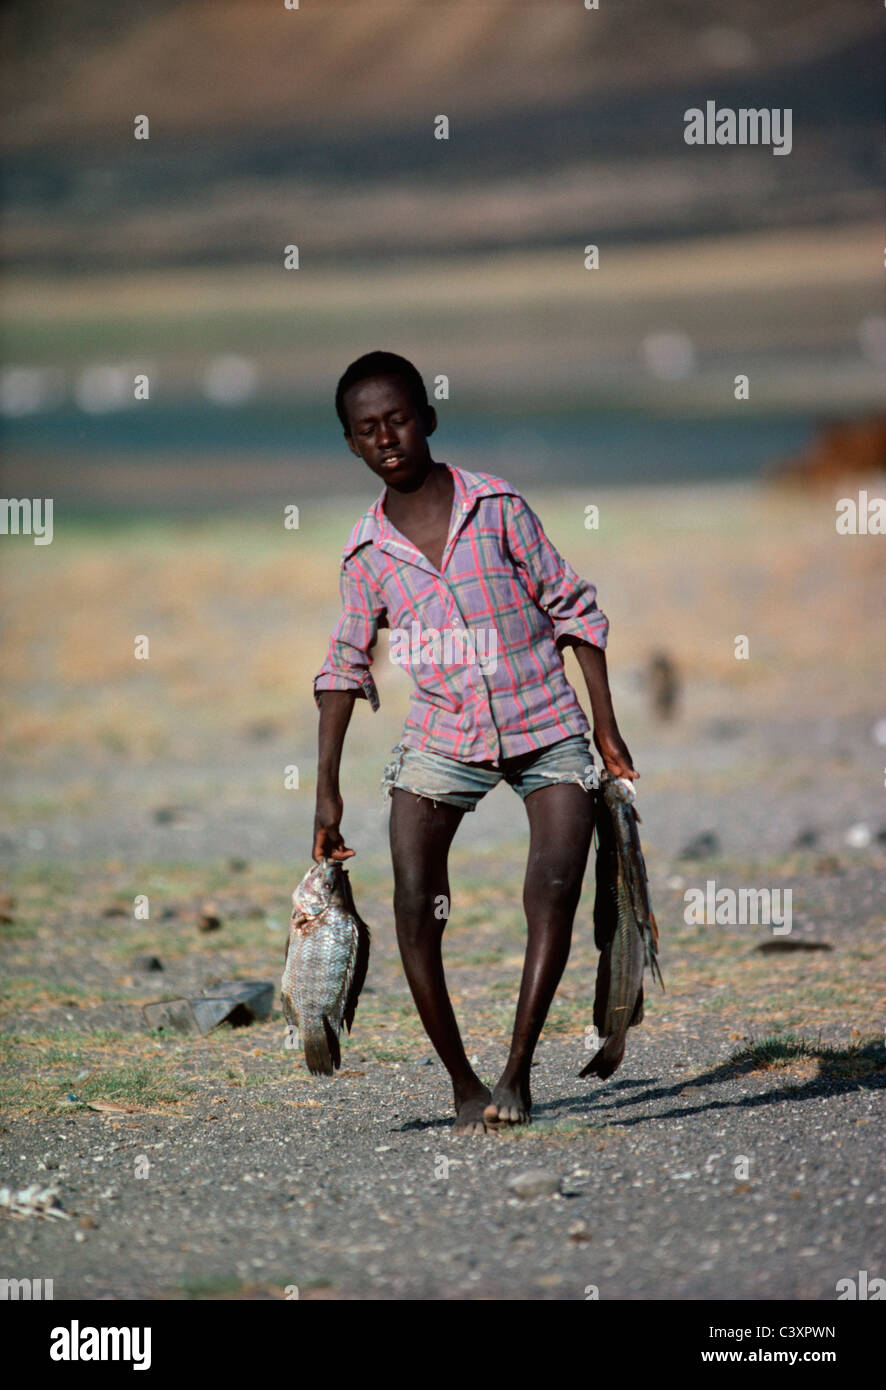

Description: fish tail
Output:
[302,1022,336,1076]
[578,1032,626,1080]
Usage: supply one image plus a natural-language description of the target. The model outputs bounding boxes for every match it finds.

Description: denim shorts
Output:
[380,734,599,812]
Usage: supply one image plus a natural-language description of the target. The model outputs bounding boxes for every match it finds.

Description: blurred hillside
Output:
[1,0,883,505]
[2,0,881,270]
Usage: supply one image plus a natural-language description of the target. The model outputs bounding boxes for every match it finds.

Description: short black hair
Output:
[335,350,431,434]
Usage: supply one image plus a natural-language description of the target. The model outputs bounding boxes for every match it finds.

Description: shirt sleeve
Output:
[503,494,609,649]
[313,552,386,710]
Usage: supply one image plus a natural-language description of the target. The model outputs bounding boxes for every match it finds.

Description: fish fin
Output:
[302,1023,335,1076]
[629,983,645,1027]
[339,870,371,1036]
[323,1015,341,1071]
[647,907,660,951]
[592,943,612,1036]
[645,911,665,989]
[578,1033,626,1080]
[342,917,370,1036]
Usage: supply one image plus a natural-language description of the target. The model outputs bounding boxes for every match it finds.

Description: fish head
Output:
[292,860,334,917]
[601,772,636,809]
[291,858,347,918]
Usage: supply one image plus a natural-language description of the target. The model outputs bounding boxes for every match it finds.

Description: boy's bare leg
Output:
[485,782,595,1126]
[389,788,491,1134]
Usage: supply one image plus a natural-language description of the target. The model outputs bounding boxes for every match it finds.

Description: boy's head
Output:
[335,351,437,485]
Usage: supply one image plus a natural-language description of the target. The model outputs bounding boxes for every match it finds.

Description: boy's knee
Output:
[524,863,583,914]
[393,880,448,936]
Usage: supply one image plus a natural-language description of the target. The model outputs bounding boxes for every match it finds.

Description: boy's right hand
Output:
[312,796,355,862]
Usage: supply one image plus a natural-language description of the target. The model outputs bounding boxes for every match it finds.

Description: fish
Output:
[281,859,370,1076]
[578,772,663,1081]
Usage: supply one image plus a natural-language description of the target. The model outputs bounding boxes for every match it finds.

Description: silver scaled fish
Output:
[281,859,370,1076]
[578,772,664,1081]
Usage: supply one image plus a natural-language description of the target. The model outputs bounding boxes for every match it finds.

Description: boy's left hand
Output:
[593,728,639,780]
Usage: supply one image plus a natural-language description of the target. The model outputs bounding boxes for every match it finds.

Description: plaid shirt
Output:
[313,464,609,762]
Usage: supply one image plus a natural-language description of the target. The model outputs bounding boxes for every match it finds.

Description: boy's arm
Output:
[311,551,385,861]
[313,690,357,862]
[503,493,637,778]
[566,638,638,780]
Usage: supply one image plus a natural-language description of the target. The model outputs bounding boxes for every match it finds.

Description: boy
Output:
[312,351,637,1134]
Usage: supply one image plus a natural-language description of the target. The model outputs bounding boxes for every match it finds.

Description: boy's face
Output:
[343,374,436,486]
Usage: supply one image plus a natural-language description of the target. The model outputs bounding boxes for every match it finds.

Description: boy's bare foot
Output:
[453,1084,492,1135]
[484,1079,531,1127]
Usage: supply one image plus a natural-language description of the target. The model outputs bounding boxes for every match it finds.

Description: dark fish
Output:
[281,859,370,1076]
[579,773,663,1080]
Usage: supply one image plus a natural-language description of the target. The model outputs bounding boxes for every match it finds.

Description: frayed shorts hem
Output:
[380,735,598,812]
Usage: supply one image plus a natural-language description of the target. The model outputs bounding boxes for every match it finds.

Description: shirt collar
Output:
[342,464,519,562]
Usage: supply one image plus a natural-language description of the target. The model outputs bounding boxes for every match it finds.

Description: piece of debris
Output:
[507,1170,562,1199]
[755,939,834,954]
[101,903,129,918]
[242,719,279,742]
[131,955,164,972]
[0,893,15,924]
[706,719,745,741]
[0,1184,70,1220]
[227,856,250,873]
[678,831,720,860]
[814,854,843,875]
[143,979,274,1035]
[792,827,819,849]
[845,824,872,849]
[568,1220,590,1243]
[197,901,222,933]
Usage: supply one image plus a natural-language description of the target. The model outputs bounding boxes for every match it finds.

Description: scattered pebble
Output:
[678,831,720,860]
[197,901,222,933]
[845,823,872,849]
[507,1170,562,1199]
[131,955,163,972]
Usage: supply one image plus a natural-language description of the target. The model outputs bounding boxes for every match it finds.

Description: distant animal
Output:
[648,650,679,720]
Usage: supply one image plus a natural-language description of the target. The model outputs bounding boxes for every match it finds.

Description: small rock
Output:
[160,906,180,921]
[678,831,720,860]
[101,903,128,919]
[791,827,818,849]
[507,1170,562,1199]
[227,856,250,873]
[755,939,833,954]
[242,720,278,742]
[706,719,744,741]
[131,955,164,972]
[78,1215,97,1230]
[814,854,843,875]
[197,901,222,933]
[845,823,872,849]
[568,1220,590,1243]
